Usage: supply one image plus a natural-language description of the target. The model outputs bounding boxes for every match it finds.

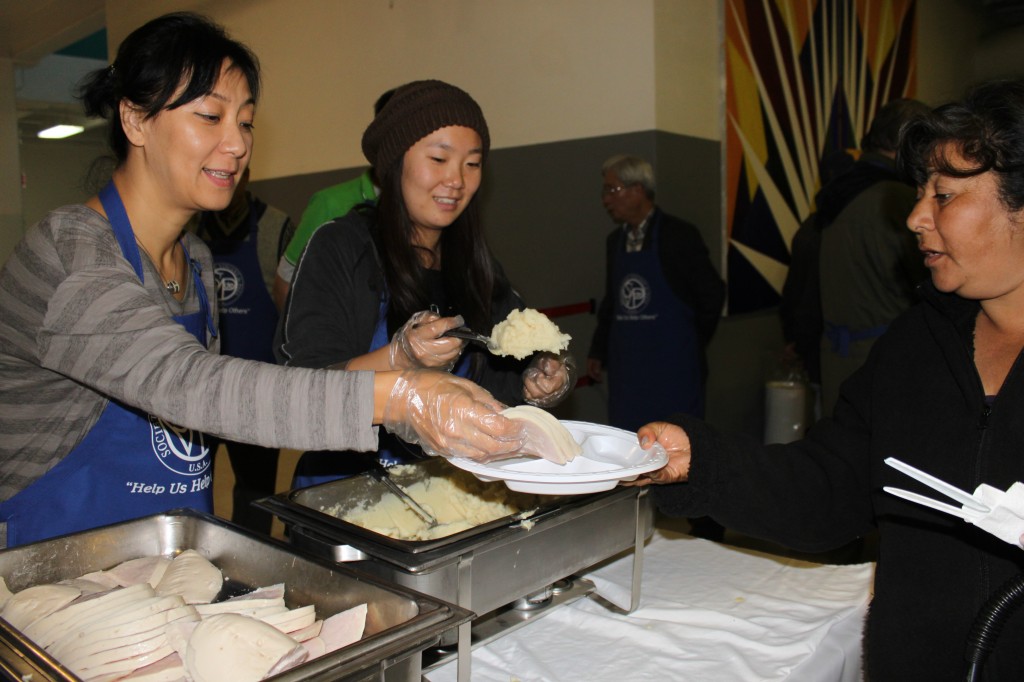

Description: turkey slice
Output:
[501,405,582,464]
[52,603,197,664]
[25,584,155,648]
[106,557,172,589]
[194,597,285,616]
[301,603,367,657]
[42,592,175,654]
[74,641,175,680]
[1,583,81,631]
[87,652,185,682]
[183,614,308,682]
[154,550,222,604]
[66,628,169,675]
[259,604,316,634]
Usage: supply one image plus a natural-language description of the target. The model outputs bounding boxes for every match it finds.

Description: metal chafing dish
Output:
[0,509,472,682]
[256,458,653,682]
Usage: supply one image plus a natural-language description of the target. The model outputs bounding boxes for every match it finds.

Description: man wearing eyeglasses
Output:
[587,154,725,433]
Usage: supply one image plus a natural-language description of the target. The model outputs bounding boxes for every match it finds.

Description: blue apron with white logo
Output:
[206,203,278,363]
[291,295,471,488]
[0,182,216,547]
[607,216,702,431]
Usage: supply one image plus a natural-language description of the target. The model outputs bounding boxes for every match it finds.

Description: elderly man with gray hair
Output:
[587,154,725,433]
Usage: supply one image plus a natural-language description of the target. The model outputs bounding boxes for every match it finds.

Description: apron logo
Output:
[619,274,651,313]
[214,262,245,307]
[146,415,212,476]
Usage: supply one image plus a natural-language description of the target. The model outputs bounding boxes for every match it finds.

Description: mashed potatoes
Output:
[325,466,542,541]
[489,308,571,360]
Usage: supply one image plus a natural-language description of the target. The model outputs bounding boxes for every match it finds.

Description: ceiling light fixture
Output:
[37,124,84,139]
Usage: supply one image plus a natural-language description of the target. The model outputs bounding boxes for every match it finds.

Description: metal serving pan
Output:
[0,509,472,682]
[256,457,577,556]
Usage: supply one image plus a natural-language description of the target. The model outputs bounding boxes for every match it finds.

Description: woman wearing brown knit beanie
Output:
[275,79,576,486]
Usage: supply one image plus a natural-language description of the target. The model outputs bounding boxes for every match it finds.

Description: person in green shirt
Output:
[271,90,394,309]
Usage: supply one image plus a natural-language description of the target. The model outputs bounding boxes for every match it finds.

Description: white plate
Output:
[445,420,668,494]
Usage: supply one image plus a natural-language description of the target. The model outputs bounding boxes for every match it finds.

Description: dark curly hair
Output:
[899,78,1024,212]
[77,12,260,164]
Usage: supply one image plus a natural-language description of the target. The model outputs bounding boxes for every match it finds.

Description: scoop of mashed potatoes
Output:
[489,308,571,360]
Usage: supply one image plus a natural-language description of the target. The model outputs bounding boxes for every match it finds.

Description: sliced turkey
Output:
[183,613,308,682]
[154,550,222,604]
[0,583,81,631]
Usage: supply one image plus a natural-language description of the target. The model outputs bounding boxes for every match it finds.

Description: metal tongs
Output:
[884,457,1024,547]
[366,463,438,528]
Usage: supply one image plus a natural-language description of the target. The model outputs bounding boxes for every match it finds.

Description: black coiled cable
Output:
[964,572,1024,681]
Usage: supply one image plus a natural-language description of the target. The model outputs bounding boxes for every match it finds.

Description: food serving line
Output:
[0,420,873,682]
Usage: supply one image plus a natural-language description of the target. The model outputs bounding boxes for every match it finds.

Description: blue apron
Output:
[607,216,702,431]
[206,202,278,363]
[291,295,471,488]
[0,182,216,547]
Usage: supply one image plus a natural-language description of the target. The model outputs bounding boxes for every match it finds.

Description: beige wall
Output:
[654,0,721,141]
[103,0,1012,184]
[106,0,721,181]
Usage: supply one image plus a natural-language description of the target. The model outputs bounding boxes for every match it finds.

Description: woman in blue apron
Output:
[607,211,703,432]
[278,80,576,488]
[0,14,529,549]
[0,183,218,547]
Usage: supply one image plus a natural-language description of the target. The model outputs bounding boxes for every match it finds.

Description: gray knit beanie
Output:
[361,80,490,180]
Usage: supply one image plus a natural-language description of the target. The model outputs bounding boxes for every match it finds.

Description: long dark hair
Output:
[372,155,507,335]
[77,12,261,164]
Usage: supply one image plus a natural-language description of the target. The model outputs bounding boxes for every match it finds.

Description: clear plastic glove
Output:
[382,370,527,462]
[523,351,577,408]
[389,311,466,371]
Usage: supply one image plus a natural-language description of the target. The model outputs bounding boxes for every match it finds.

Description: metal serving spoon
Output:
[366,463,439,527]
[442,326,498,352]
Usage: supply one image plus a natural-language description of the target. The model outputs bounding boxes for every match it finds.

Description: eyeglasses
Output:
[601,184,633,197]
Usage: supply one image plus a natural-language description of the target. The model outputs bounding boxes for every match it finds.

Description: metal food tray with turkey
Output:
[0,509,472,682]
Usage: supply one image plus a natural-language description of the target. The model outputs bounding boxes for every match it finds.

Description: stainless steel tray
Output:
[0,509,473,682]
[256,457,579,556]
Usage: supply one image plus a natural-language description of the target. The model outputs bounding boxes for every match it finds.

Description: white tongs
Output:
[884,457,1024,547]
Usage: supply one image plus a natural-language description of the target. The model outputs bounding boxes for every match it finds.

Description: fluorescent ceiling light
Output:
[37,124,84,139]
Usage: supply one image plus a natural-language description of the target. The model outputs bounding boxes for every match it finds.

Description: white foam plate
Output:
[445,420,668,494]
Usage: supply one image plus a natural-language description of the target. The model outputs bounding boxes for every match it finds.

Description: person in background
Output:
[271,89,395,310]
[817,98,932,416]
[190,167,290,534]
[586,154,725,429]
[632,78,1024,680]
[0,13,526,549]
[585,155,724,542]
[276,79,575,487]
[778,149,856,403]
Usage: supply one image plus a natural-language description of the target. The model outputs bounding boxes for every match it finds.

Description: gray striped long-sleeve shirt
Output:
[0,205,379,507]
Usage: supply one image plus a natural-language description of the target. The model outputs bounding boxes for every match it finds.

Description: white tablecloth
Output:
[425,528,874,682]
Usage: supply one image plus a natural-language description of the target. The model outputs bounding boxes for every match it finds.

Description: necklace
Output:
[135,238,181,295]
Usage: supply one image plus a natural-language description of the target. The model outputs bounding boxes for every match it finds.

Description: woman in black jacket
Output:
[276,80,573,486]
[633,79,1024,681]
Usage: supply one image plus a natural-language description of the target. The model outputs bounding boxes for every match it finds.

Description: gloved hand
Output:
[389,311,466,371]
[523,351,577,408]
[382,370,527,462]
